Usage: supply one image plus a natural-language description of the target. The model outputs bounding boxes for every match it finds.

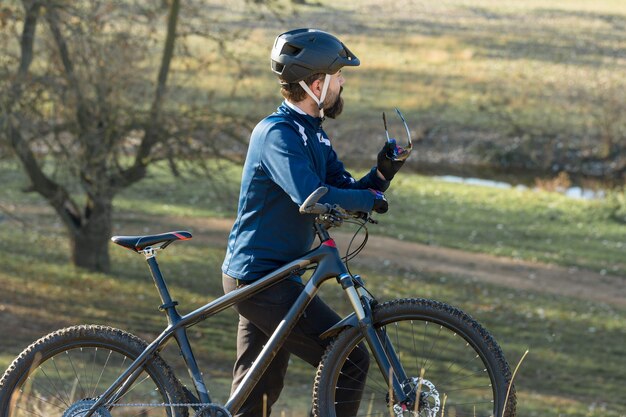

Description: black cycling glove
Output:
[369,189,388,214]
[377,138,407,181]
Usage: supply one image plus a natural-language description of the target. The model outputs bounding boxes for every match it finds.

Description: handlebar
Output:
[299,187,331,215]
[299,187,375,225]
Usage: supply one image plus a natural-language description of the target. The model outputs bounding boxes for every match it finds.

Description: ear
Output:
[310,78,323,94]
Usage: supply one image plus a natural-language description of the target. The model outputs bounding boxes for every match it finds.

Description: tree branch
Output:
[44,4,90,131]
[17,1,39,77]
[2,1,83,232]
[114,0,180,189]
[9,125,83,231]
[4,0,40,106]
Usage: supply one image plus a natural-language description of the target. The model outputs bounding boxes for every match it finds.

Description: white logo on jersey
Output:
[294,122,308,146]
[317,133,331,146]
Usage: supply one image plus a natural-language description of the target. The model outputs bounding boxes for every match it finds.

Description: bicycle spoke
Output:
[2,328,178,417]
[17,393,67,412]
[80,348,90,397]
[392,322,401,367]
[49,357,72,405]
[337,356,388,395]
[425,331,457,375]
[92,349,112,398]
[64,350,86,400]
[438,354,485,386]
[88,348,97,394]
[37,367,70,407]
[445,384,493,393]
[112,372,156,403]
[421,325,443,372]
[13,405,47,417]
[440,367,489,387]
[410,320,420,374]
[315,300,512,417]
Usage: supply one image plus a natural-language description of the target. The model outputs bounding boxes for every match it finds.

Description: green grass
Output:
[112,161,626,276]
[383,175,626,275]
[160,0,626,166]
[1,161,626,416]
[2,1,626,414]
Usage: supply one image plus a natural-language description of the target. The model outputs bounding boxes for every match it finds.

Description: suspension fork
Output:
[339,274,412,403]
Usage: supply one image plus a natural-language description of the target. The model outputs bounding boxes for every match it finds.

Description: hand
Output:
[369,189,388,214]
[377,138,408,180]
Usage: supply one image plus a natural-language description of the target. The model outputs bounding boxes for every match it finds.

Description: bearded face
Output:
[323,86,344,119]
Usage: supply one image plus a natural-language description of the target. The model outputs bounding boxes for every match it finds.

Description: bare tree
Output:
[0,0,251,272]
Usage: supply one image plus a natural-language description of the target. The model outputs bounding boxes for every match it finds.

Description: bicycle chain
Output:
[108,402,213,408]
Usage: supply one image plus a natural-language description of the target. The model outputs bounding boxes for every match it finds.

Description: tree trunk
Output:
[70,198,113,273]
[5,0,231,274]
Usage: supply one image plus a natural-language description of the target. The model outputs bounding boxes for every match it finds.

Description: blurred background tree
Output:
[0,0,250,272]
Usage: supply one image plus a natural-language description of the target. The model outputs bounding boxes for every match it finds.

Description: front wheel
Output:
[313,298,516,417]
[0,325,189,417]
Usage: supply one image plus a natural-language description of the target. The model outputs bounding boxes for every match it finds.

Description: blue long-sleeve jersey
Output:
[221,101,389,281]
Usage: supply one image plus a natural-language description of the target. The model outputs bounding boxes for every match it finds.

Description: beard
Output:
[324,86,344,119]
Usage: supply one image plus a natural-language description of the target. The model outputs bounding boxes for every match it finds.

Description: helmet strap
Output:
[298,73,331,119]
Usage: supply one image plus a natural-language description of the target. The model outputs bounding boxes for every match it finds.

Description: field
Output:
[1,0,626,416]
[1,161,625,416]
[186,0,626,175]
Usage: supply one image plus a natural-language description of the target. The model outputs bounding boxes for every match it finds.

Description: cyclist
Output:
[221,28,407,417]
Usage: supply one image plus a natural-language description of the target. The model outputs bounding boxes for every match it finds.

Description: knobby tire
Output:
[0,325,189,417]
[313,298,516,417]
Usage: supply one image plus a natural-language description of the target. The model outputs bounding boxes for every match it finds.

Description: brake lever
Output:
[382,107,413,162]
[347,211,378,224]
[366,215,379,225]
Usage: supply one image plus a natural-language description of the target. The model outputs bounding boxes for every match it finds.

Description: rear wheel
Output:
[0,325,189,417]
[313,298,516,417]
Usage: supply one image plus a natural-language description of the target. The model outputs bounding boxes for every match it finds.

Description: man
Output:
[221,28,407,417]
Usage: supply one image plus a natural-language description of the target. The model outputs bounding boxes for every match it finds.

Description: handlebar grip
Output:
[299,187,329,214]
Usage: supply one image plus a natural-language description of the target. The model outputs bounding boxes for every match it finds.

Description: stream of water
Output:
[434,175,607,200]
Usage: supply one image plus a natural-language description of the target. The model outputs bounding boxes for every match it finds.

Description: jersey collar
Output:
[281,100,323,130]
[285,100,308,115]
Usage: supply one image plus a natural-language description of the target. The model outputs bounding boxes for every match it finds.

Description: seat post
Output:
[143,247,181,325]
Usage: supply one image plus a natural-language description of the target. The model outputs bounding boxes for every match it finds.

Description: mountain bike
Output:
[0,187,516,417]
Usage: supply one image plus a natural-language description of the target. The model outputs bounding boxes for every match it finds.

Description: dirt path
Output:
[161,215,626,308]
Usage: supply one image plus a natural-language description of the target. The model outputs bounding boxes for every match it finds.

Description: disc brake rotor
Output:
[393,377,441,417]
[414,377,440,417]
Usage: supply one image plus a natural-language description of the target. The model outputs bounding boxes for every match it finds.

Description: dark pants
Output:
[223,274,369,417]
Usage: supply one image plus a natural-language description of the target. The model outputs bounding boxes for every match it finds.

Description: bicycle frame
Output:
[88,224,412,416]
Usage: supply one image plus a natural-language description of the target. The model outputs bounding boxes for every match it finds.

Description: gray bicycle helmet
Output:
[271,28,360,83]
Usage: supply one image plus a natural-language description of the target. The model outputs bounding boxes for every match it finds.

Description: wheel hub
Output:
[393,377,441,417]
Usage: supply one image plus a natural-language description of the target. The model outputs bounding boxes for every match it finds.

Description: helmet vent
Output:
[282,44,302,56]
[272,62,285,73]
